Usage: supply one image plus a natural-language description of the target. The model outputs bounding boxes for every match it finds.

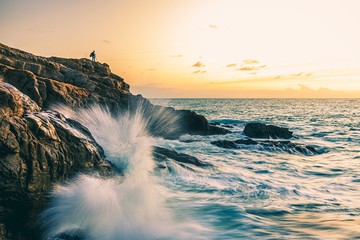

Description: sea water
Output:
[43,99,360,240]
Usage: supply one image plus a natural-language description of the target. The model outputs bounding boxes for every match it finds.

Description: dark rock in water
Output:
[259,140,319,155]
[211,139,258,149]
[0,83,117,240]
[234,139,258,145]
[153,146,212,168]
[54,229,87,240]
[243,122,293,139]
[0,43,228,139]
[211,137,319,156]
[211,140,238,149]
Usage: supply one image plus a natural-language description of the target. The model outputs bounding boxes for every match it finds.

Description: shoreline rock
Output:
[0,83,119,239]
[211,138,320,156]
[0,43,229,138]
[243,122,293,139]
[0,42,229,239]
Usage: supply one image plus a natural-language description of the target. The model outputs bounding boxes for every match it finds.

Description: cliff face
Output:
[0,43,228,139]
[0,43,228,239]
[0,83,117,239]
[0,43,130,109]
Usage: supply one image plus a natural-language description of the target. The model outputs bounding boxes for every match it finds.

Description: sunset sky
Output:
[1,0,360,98]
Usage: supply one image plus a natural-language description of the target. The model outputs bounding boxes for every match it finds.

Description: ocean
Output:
[42,99,360,240]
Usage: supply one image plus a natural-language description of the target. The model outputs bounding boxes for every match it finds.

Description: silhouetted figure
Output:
[90,50,96,62]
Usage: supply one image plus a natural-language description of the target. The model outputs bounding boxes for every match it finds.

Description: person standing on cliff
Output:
[90,50,96,62]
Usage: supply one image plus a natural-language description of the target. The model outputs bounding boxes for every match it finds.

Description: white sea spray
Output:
[41,105,206,240]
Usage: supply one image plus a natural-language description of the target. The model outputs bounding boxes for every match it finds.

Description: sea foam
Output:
[41,105,203,240]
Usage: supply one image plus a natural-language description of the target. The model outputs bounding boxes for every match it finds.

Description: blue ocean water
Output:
[43,99,360,240]
[151,98,360,239]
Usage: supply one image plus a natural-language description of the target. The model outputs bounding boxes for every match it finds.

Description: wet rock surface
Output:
[0,43,228,138]
[153,146,212,168]
[243,122,293,139]
[0,82,117,240]
[0,43,229,239]
[211,138,320,156]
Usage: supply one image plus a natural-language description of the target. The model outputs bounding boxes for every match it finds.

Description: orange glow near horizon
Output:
[1,0,360,98]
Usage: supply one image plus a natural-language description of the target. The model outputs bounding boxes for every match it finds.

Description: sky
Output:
[1,0,360,98]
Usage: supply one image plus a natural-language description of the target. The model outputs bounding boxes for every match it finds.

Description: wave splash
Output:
[41,105,200,240]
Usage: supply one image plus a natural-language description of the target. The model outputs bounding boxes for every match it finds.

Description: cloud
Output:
[226,63,237,68]
[193,70,207,74]
[291,72,313,78]
[145,68,156,71]
[242,59,259,64]
[236,65,266,71]
[236,66,254,71]
[291,72,303,77]
[102,40,111,44]
[170,54,183,58]
[231,59,265,74]
[192,61,205,68]
[209,24,218,29]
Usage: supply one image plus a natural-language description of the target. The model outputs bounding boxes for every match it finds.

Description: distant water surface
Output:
[150,98,360,239]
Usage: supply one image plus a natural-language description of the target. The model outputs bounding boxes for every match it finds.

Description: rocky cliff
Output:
[0,43,228,139]
[0,43,228,239]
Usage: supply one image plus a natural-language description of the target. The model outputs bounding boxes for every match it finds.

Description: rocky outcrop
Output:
[243,122,293,139]
[0,83,116,240]
[0,43,228,138]
[0,43,230,239]
[211,137,319,156]
[153,146,212,168]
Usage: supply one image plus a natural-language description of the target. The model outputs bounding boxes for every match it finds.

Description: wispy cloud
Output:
[291,72,313,77]
[226,63,237,68]
[102,40,111,44]
[228,59,266,74]
[209,24,218,29]
[291,72,303,77]
[192,61,205,68]
[236,65,266,71]
[193,70,207,74]
[242,59,259,64]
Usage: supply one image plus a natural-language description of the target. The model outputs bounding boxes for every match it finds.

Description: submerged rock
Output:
[211,140,238,149]
[243,122,293,139]
[211,137,319,156]
[153,146,212,168]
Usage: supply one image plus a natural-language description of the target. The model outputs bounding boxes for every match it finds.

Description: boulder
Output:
[243,122,293,139]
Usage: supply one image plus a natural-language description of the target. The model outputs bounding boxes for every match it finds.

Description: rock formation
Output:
[0,43,229,239]
[0,43,229,139]
[153,146,212,168]
[211,138,319,156]
[243,122,293,139]
[0,83,117,239]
